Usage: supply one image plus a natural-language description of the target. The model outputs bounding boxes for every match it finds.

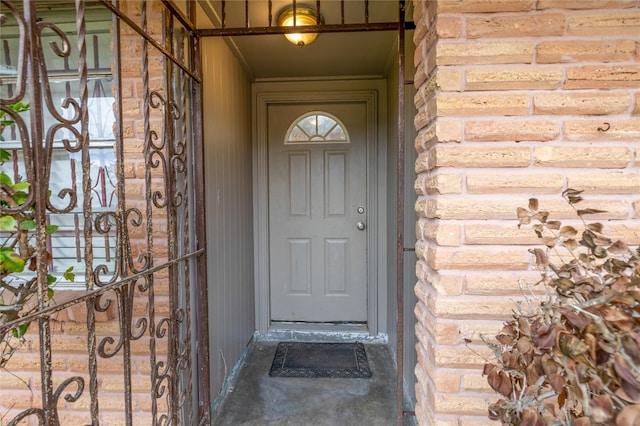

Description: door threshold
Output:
[262,322,388,343]
[272,320,367,332]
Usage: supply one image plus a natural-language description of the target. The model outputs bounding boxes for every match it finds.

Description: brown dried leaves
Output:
[485,190,640,425]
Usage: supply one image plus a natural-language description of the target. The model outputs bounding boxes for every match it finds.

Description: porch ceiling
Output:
[197,0,403,79]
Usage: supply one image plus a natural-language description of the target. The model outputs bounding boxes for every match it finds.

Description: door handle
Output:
[356,221,366,231]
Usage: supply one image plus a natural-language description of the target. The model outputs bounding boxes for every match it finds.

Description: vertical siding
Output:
[201,38,255,397]
[386,44,400,353]
[386,34,419,407]
[403,79,419,408]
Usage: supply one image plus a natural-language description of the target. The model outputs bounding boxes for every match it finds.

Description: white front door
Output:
[268,102,368,323]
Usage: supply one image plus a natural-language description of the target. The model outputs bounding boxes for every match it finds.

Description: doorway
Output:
[268,103,368,323]
[197,1,415,420]
[253,83,385,335]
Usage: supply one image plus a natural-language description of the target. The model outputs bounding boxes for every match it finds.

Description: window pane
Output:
[0,6,115,289]
[326,126,346,141]
[316,115,336,136]
[289,126,310,141]
[297,116,317,136]
[285,112,349,144]
[0,148,117,286]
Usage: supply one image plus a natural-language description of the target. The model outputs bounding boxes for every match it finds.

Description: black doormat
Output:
[269,342,372,378]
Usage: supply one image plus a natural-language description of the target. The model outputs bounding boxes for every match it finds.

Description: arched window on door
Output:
[284,111,350,144]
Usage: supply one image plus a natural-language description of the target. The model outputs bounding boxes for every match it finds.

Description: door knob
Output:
[356,221,366,231]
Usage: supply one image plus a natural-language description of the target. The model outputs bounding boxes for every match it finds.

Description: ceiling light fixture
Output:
[277,4,324,47]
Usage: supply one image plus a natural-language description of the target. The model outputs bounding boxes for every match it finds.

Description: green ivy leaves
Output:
[0,172,31,213]
[0,101,29,127]
[0,148,11,163]
[63,266,75,282]
[0,102,29,142]
[0,247,25,273]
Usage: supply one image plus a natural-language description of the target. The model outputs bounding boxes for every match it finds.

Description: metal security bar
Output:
[197,0,411,37]
[0,0,209,424]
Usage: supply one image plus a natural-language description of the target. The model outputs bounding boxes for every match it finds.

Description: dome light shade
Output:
[277,5,323,47]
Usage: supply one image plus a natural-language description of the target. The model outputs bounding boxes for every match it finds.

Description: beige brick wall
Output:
[412,0,639,424]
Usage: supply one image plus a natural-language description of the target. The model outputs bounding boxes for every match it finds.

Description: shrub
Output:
[484,189,640,425]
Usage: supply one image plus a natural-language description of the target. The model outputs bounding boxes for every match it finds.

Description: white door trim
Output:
[253,87,380,335]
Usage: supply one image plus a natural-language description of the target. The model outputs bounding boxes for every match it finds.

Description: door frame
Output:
[253,80,386,336]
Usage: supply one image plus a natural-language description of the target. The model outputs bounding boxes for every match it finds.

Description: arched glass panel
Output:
[284,111,350,144]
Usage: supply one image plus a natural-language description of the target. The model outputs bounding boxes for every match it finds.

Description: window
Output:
[0,6,115,288]
[285,112,349,144]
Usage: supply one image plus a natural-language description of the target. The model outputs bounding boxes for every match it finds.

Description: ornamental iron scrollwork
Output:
[0,0,207,424]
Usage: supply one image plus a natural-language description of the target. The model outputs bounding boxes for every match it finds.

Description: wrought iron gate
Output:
[0,0,209,424]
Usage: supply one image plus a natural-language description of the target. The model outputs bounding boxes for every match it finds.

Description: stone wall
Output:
[412,0,640,424]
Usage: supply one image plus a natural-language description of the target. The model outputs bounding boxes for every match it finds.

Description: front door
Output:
[268,102,368,323]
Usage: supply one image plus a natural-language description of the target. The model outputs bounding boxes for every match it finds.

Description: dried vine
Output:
[484,189,640,425]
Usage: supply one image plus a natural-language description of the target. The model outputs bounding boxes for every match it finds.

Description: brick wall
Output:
[412,0,639,424]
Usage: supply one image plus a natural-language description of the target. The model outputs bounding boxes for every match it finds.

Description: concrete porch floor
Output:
[212,340,417,426]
